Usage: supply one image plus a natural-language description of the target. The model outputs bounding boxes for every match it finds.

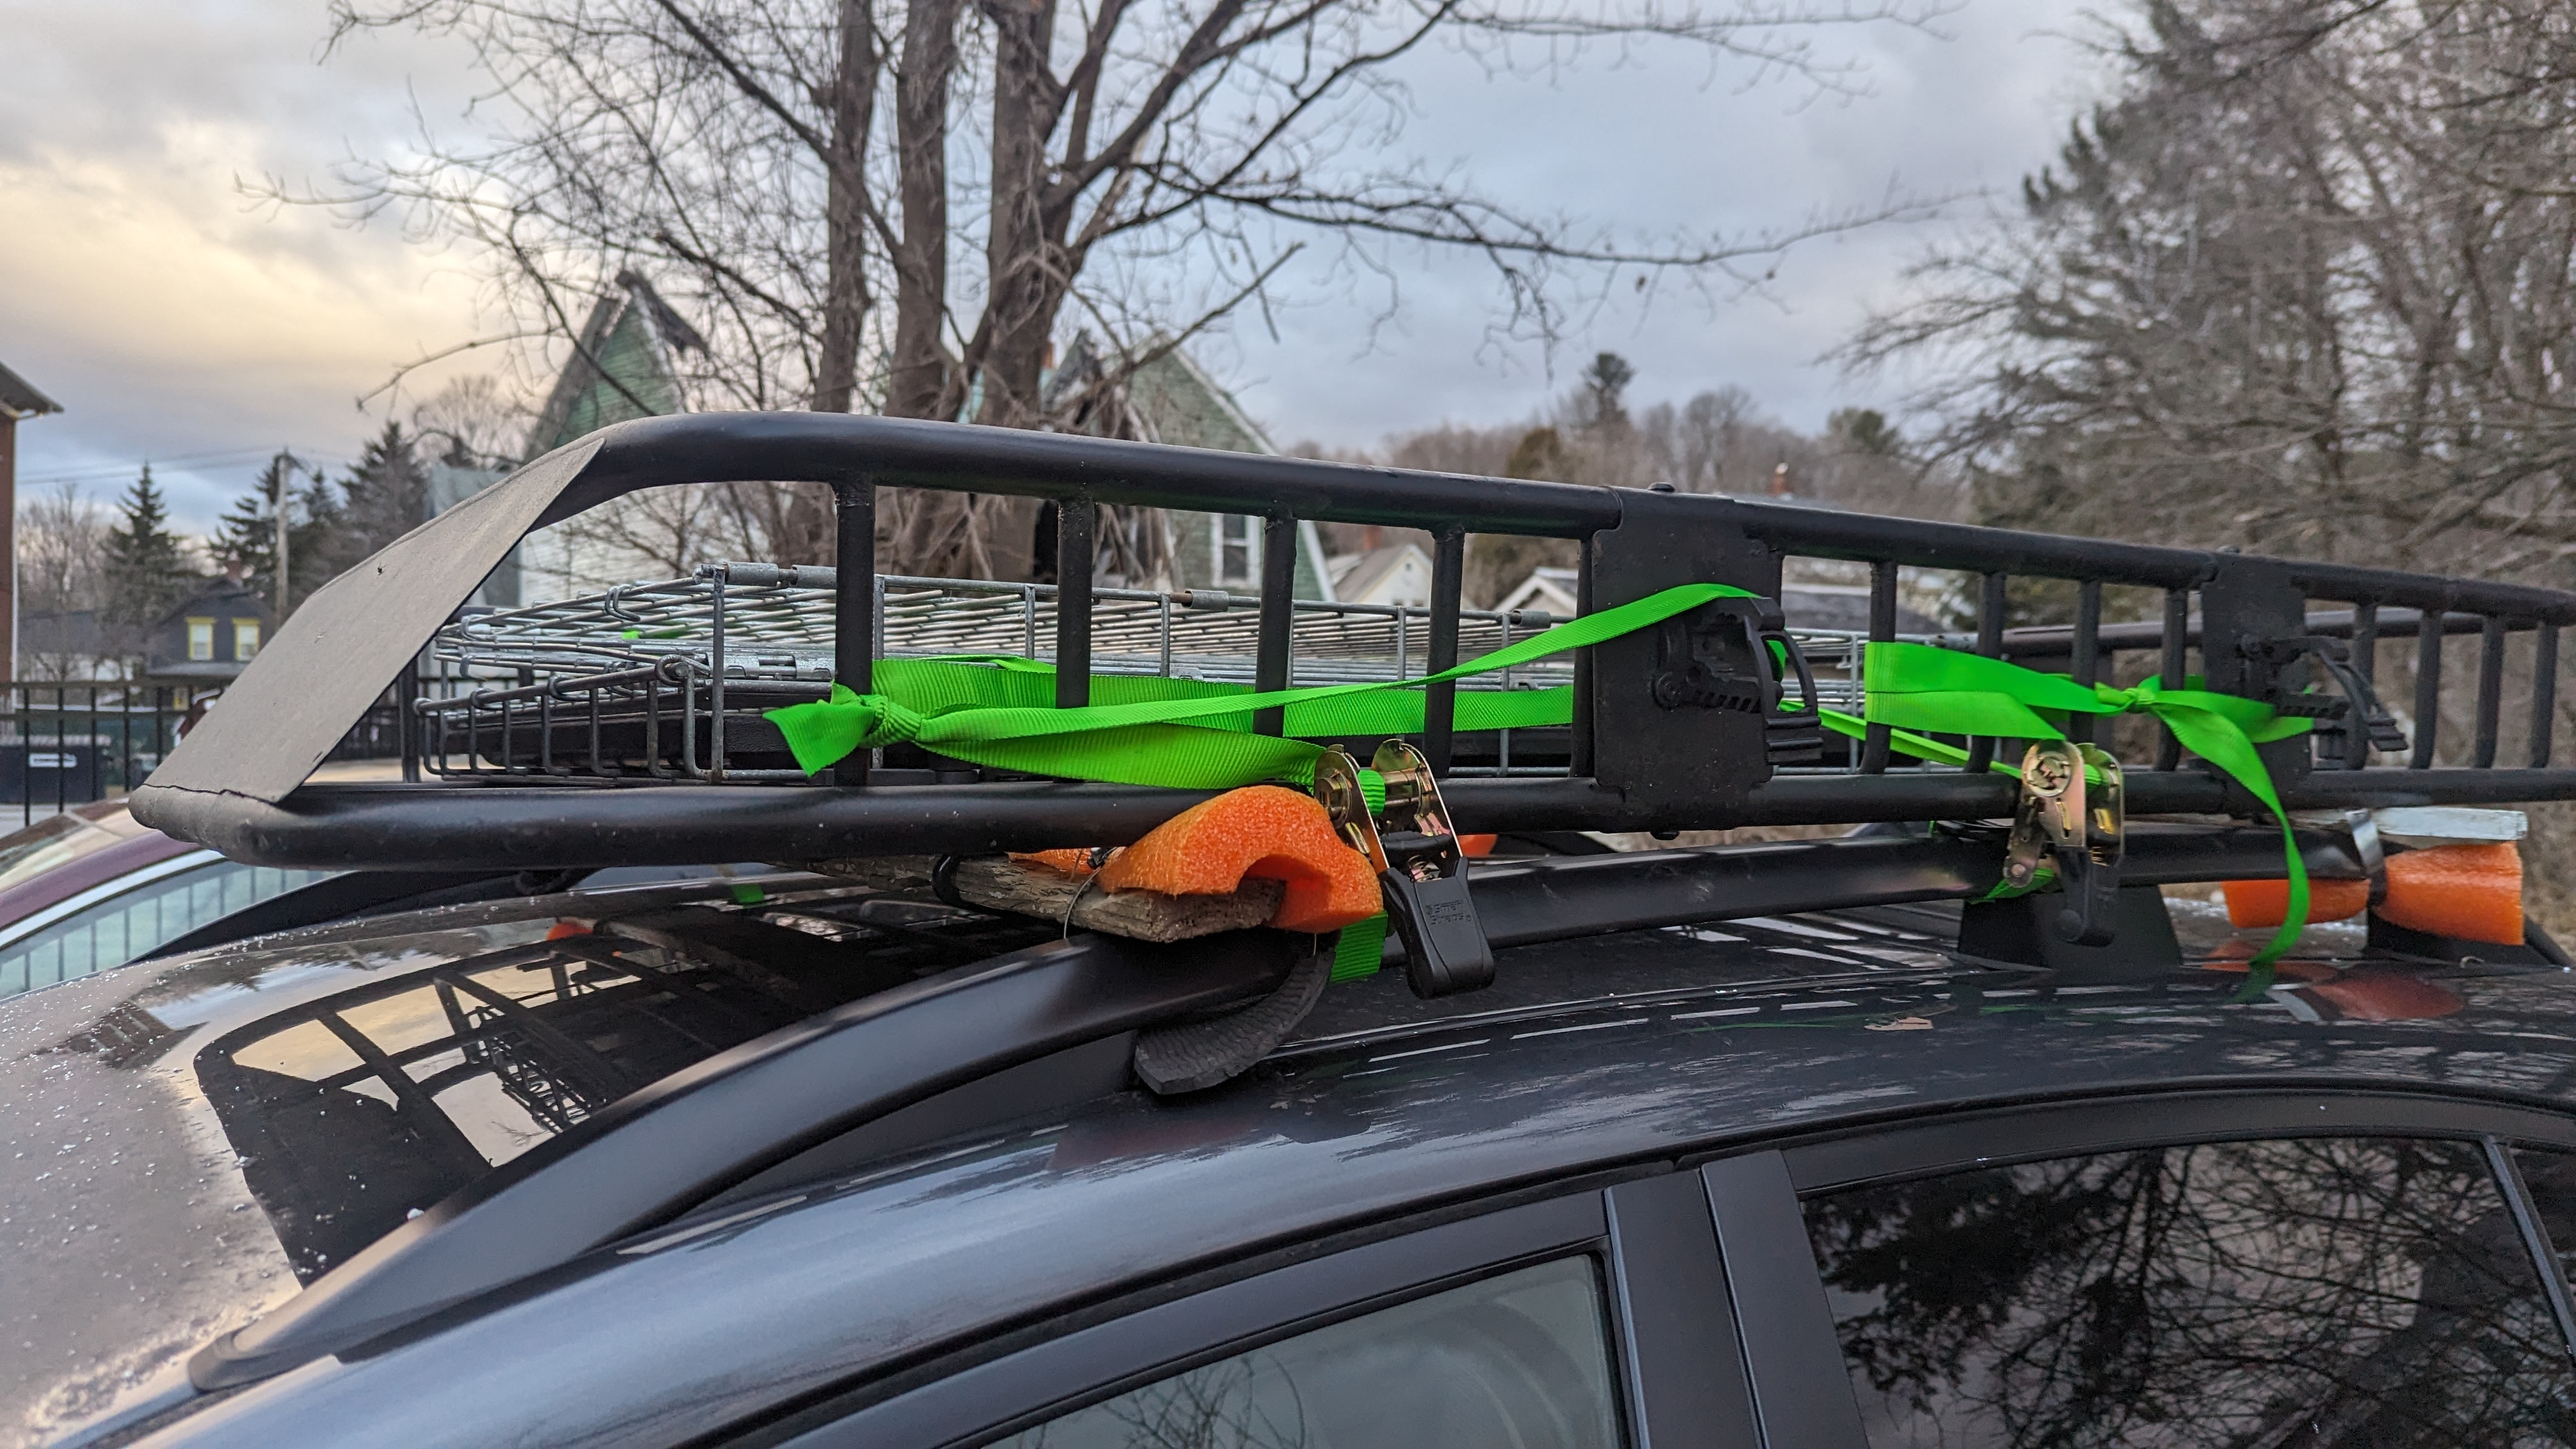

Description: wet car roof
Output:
[10,877,2565,1433]
[1,868,1038,1441]
[19,886,2576,1445]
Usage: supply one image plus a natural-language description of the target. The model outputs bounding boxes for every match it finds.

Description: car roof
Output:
[103,895,2576,1447]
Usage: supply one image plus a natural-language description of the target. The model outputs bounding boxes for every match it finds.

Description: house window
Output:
[1215,514,1260,586]
[185,618,215,662]
[233,620,261,661]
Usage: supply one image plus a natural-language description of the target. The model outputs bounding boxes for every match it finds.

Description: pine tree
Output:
[341,421,429,555]
[215,450,343,613]
[214,456,286,604]
[103,466,198,631]
[304,422,430,590]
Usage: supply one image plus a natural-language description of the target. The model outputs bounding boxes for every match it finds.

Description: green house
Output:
[1047,338,1335,600]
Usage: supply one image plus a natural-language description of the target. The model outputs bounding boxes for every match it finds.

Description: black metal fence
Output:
[0,683,190,831]
[0,680,414,835]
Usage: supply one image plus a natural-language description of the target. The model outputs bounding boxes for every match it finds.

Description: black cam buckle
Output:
[1652,595,1826,766]
[2004,740,2126,946]
[1314,742,1496,998]
[2241,635,2409,758]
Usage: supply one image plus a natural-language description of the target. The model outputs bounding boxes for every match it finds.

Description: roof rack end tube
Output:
[2156,587,2189,770]
[2414,620,2443,769]
[1254,515,1295,735]
[1965,571,2008,776]
[2534,624,2559,769]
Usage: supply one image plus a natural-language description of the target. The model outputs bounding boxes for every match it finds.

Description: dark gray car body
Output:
[15,879,2576,1448]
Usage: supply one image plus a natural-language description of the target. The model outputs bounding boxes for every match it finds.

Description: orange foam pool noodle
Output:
[1097,785,1383,933]
[2377,842,2524,946]
[2222,877,2369,928]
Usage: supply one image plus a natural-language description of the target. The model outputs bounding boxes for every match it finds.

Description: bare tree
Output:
[1844,0,2576,580]
[18,484,109,620]
[1839,0,2576,926]
[302,0,1942,576]
[410,374,531,468]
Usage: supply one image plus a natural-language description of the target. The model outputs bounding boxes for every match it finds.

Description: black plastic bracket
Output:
[1648,595,1824,767]
[1588,492,1782,825]
[2200,558,2314,795]
[1957,884,2183,979]
[2244,635,2410,759]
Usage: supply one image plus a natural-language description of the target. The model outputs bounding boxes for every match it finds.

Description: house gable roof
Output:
[0,359,63,420]
[525,273,702,458]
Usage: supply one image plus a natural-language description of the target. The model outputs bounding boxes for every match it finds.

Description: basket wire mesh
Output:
[419,562,1885,783]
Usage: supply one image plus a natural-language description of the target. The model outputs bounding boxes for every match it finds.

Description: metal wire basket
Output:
[418,562,1877,784]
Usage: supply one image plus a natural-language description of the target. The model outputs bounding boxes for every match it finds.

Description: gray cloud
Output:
[1,0,2092,535]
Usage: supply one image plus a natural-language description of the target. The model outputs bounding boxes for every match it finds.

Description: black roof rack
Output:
[128,412,2576,866]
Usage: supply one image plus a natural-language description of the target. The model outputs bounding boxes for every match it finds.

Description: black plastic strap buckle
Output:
[1651,595,1825,766]
[1313,742,1496,998]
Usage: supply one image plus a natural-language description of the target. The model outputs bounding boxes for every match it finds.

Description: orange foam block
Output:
[2377,842,2524,946]
[2222,877,2369,928]
[1097,785,1383,933]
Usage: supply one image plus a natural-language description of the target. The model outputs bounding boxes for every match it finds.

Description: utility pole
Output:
[273,450,295,619]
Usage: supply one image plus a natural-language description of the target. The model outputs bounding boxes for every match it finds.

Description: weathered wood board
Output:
[804,854,1284,942]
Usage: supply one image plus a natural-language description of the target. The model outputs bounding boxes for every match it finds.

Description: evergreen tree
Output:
[342,421,430,554]
[103,466,199,632]
[215,456,286,603]
[1579,353,1636,434]
[304,422,431,588]
[216,451,342,613]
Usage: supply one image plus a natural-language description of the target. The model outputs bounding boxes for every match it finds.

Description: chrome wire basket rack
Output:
[421,564,1889,784]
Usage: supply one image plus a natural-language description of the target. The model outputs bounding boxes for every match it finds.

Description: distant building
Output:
[1496,567,1578,618]
[142,581,273,688]
[1496,567,1943,633]
[514,271,710,601]
[525,270,707,458]
[18,609,112,682]
[1330,542,1436,608]
[1044,336,1336,599]
[499,297,1338,601]
[19,580,276,688]
[1,358,66,678]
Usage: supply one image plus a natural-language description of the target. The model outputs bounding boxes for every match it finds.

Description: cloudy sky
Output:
[0,0,2098,535]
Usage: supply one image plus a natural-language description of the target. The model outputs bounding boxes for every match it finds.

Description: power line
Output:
[19,446,353,491]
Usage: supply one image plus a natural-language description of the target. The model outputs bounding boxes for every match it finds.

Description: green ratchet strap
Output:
[769,585,1747,988]
[767,588,2318,972]
[1856,642,2316,969]
[767,582,1755,788]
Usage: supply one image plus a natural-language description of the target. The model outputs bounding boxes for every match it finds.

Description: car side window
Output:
[996,1255,1621,1449]
[1800,1137,2576,1446]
